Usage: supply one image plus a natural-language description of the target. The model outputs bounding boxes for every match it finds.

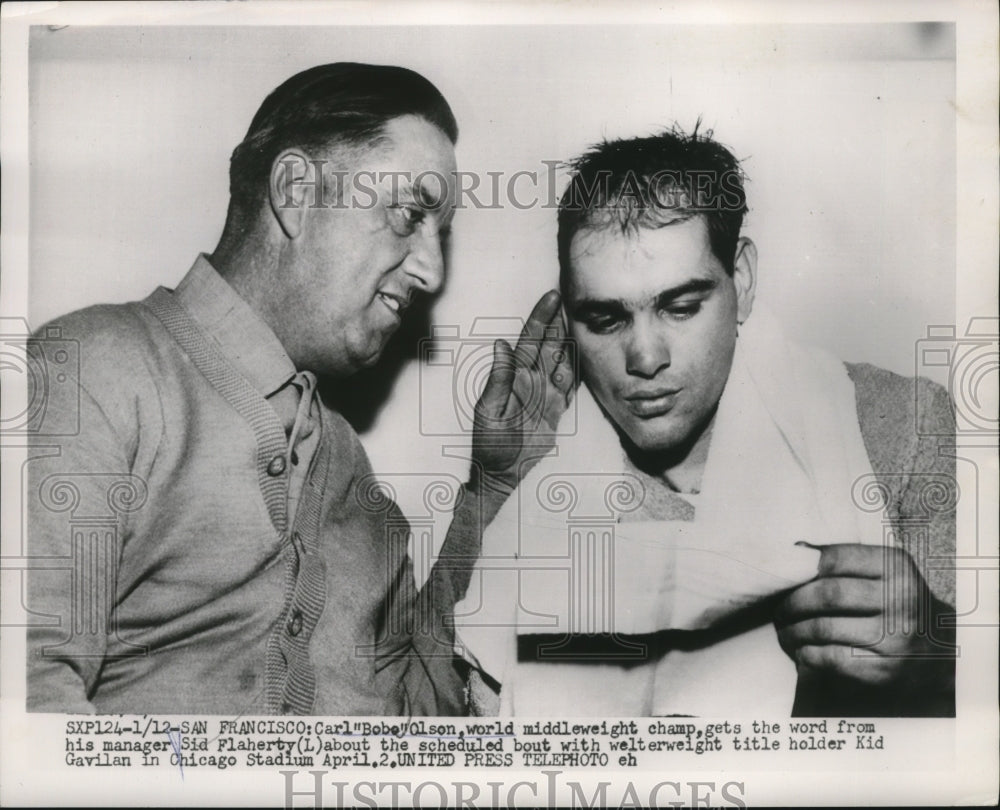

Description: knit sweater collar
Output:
[174,254,297,398]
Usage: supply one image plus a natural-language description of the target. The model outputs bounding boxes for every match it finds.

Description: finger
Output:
[537,316,567,376]
[509,367,540,418]
[557,335,577,405]
[775,576,883,625]
[777,615,886,651]
[815,543,889,579]
[793,644,896,685]
[542,309,574,397]
[551,348,575,398]
[475,339,515,421]
[563,382,576,407]
[514,290,562,370]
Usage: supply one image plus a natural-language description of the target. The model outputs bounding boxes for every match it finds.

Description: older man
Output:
[26,63,572,715]
[458,126,956,717]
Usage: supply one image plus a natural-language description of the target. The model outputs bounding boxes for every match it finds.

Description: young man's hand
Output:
[775,543,955,693]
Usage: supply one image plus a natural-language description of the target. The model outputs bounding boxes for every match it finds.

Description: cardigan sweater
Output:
[26,262,485,715]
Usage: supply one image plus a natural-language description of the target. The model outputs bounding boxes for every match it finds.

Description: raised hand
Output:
[471,290,575,500]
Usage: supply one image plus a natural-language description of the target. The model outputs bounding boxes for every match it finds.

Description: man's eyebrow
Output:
[569,298,629,317]
[653,278,718,304]
[571,278,718,315]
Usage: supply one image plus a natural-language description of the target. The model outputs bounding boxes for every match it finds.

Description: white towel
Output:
[454,308,886,715]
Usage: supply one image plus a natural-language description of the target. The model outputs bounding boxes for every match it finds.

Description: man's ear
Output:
[268,149,316,240]
[732,236,757,324]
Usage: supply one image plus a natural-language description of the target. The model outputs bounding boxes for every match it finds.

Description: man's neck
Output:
[208,233,287,343]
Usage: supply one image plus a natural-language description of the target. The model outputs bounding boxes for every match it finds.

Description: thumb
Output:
[476,339,515,419]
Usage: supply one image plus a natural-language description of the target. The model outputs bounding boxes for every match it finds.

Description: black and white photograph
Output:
[1,1,997,806]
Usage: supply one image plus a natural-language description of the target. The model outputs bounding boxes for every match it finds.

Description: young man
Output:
[26,63,572,715]
[457,127,956,717]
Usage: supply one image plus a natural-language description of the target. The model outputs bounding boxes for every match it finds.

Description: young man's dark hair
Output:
[228,62,459,220]
[556,124,747,288]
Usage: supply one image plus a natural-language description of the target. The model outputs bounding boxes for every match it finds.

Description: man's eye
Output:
[664,301,703,320]
[583,316,624,335]
[388,204,426,235]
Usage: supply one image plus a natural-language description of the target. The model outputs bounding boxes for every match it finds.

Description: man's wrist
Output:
[466,467,516,525]
[470,467,515,495]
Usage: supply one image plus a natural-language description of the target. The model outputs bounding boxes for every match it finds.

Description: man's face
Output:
[565,216,754,456]
[280,114,457,376]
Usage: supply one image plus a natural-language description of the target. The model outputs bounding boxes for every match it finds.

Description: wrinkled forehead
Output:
[568,213,708,267]
[377,115,456,166]
[357,115,458,217]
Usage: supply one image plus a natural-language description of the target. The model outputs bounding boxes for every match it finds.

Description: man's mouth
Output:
[624,388,681,418]
[376,291,407,318]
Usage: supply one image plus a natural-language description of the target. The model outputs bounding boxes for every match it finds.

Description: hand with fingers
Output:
[470,289,575,501]
[775,543,956,695]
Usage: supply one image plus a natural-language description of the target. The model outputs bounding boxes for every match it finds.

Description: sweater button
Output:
[287,609,303,637]
[267,455,287,476]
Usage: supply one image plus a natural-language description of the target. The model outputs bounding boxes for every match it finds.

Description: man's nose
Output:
[404,230,445,294]
[625,321,670,378]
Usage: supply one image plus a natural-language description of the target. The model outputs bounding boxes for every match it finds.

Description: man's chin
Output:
[352,349,387,374]
[359,332,396,366]
[360,348,384,367]
[590,391,701,456]
[627,432,685,456]
[617,421,705,467]
[329,342,387,378]
[614,415,685,453]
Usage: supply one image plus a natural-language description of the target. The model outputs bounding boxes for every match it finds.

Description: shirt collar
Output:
[173,255,297,397]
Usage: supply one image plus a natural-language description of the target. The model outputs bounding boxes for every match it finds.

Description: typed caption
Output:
[62,716,890,771]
